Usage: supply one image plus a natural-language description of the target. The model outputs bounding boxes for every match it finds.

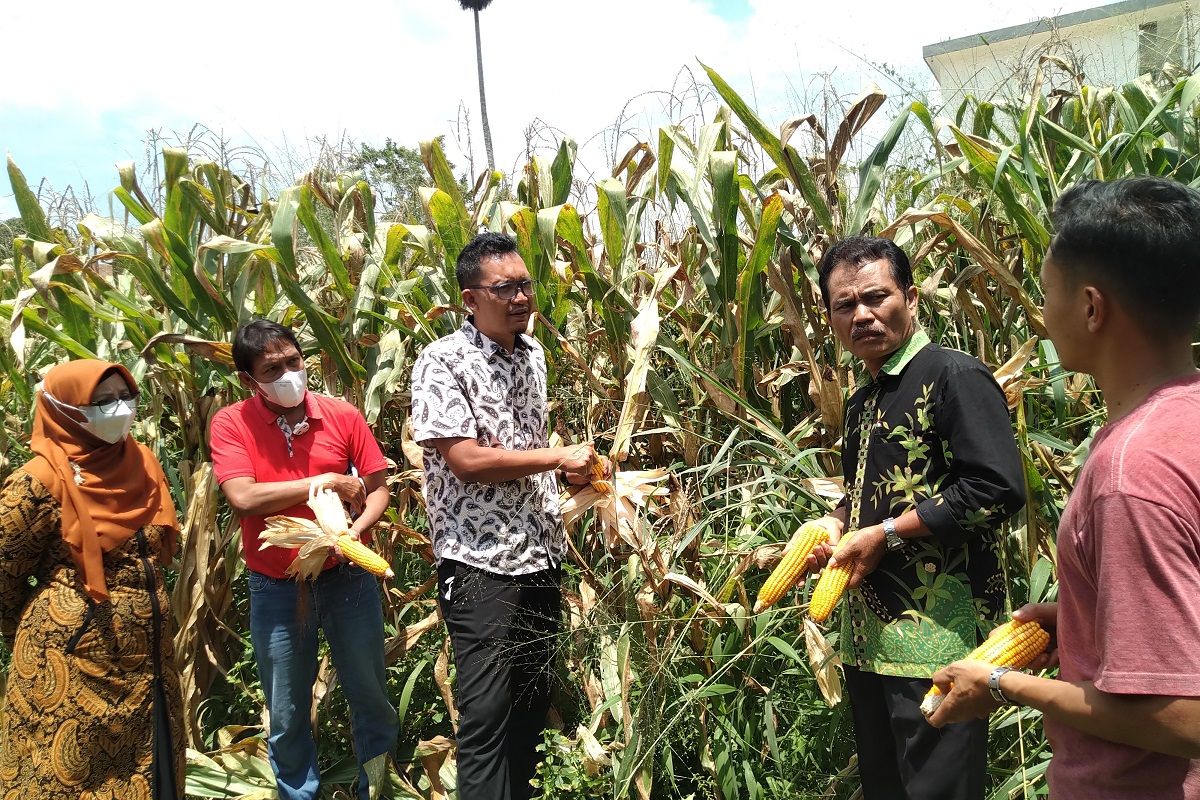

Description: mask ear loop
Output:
[41,389,85,422]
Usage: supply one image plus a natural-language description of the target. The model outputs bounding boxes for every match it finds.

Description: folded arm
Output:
[220,472,367,517]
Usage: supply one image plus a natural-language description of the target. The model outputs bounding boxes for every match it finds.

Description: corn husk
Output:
[560,468,671,554]
[803,617,843,707]
[260,480,392,580]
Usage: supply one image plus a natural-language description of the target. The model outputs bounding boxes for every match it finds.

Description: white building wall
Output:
[925,0,1196,108]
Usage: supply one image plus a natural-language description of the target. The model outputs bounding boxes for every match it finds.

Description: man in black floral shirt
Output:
[811,236,1025,799]
[410,232,600,800]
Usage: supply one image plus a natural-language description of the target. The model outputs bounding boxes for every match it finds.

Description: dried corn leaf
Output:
[401,418,425,471]
[611,299,660,462]
[434,639,458,729]
[384,609,442,661]
[577,725,612,776]
[415,735,455,800]
[141,332,234,367]
[663,571,726,617]
[993,337,1038,389]
[804,617,843,707]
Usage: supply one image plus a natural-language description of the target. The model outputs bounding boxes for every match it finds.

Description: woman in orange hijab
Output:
[0,359,184,800]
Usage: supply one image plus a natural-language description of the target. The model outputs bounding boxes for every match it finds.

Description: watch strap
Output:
[882,517,903,551]
[988,666,1014,704]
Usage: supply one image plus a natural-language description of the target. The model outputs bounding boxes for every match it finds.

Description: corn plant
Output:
[3,59,1198,798]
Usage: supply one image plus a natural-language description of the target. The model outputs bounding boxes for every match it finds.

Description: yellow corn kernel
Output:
[808,529,858,623]
[336,534,394,579]
[589,453,613,494]
[920,619,1050,716]
[808,565,851,623]
[754,521,831,613]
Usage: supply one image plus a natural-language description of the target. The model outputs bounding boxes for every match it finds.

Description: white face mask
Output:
[254,368,307,408]
[43,390,138,444]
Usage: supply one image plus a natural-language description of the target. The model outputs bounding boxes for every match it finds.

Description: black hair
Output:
[1049,177,1200,337]
[817,236,914,308]
[456,232,519,291]
[232,320,302,374]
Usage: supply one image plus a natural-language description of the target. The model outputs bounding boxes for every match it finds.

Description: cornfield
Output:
[3,59,1198,799]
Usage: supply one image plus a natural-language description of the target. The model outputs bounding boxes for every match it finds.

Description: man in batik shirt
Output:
[812,236,1025,800]
[410,232,599,800]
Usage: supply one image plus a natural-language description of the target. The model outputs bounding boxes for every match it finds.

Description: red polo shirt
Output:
[209,392,388,578]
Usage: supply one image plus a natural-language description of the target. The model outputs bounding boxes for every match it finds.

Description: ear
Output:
[461,288,477,312]
[237,371,257,393]
[906,283,919,311]
[1083,285,1106,333]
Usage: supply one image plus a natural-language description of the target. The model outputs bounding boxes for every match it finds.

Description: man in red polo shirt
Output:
[209,320,397,800]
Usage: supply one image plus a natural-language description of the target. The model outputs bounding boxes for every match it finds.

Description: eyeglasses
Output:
[87,393,139,415]
[467,279,536,300]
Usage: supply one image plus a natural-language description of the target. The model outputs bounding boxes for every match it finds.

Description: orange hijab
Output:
[24,359,179,602]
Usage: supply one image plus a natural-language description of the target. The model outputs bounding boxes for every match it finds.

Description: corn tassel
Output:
[808,529,857,623]
[754,521,831,613]
[919,619,1050,716]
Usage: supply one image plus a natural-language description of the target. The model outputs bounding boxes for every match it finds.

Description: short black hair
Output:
[232,320,302,374]
[1050,177,1200,337]
[456,232,519,291]
[817,236,914,308]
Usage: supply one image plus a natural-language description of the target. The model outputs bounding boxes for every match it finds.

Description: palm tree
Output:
[458,0,496,172]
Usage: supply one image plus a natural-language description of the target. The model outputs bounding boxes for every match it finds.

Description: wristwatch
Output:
[882,517,904,552]
[988,666,1015,705]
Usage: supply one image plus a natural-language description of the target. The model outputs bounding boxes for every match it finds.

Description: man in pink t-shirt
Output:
[926,177,1200,798]
[209,320,397,800]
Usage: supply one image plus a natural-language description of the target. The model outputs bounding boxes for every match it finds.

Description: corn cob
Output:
[589,453,613,494]
[257,482,394,580]
[336,534,394,579]
[308,483,395,578]
[754,521,831,613]
[919,619,1050,716]
[808,530,857,623]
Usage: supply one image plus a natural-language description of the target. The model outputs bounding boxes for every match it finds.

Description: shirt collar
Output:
[461,316,531,359]
[862,328,931,387]
[248,390,323,425]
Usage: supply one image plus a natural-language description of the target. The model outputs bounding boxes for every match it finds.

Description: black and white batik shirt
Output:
[410,318,564,575]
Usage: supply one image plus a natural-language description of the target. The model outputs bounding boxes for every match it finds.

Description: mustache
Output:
[851,326,884,340]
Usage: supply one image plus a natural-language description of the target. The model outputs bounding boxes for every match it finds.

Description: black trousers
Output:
[843,665,988,800]
[437,560,561,800]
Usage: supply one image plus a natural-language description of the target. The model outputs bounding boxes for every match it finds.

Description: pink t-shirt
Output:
[210,392,388,579]
[1048,374,1200,799]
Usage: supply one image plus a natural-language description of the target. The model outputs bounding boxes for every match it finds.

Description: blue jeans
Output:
[249,564,398,800]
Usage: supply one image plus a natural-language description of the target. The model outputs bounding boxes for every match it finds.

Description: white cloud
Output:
[0,0,1108,216]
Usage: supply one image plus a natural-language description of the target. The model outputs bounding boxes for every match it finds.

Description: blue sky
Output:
[708,0,754,22]
[1,0,1102,221]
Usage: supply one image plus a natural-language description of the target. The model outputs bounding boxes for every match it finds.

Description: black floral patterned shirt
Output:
[410,318,564,575]
[837,330,1026,677]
